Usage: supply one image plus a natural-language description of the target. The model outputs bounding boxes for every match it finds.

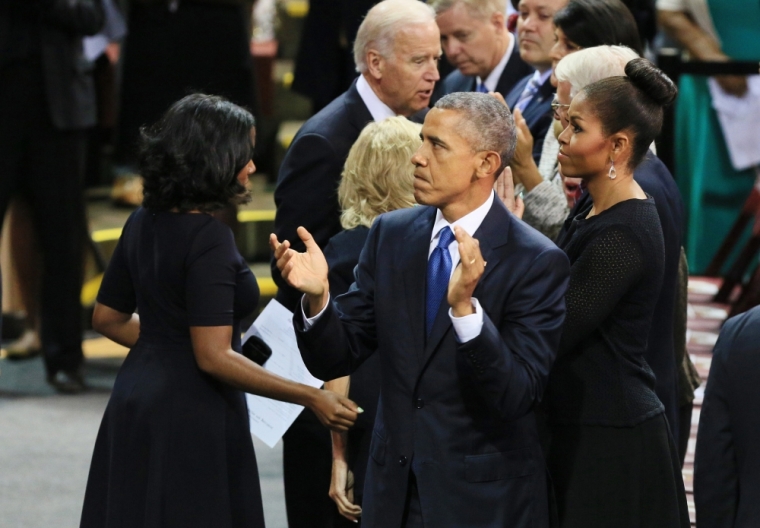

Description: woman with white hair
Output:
[323,116,421,524]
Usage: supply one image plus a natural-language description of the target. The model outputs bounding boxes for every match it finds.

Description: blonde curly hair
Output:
[338,117,421,229]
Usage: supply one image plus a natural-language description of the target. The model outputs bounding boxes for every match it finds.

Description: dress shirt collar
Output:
[356,74,397,122]
[530,67,553,89]
[476,34,515,93]
[429,191,495,258]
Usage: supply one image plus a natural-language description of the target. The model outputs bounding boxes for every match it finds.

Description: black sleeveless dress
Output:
[80,208,264,528]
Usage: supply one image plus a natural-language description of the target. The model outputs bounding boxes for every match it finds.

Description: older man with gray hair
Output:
[430,0,533,104]
[271,1,441,525]
[271,91,569,527]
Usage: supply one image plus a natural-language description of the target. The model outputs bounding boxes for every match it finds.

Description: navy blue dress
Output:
[80,208,264,528]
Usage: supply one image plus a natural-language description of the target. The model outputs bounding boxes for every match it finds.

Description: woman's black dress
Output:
[80,208,264,528]
[547,197,689,527]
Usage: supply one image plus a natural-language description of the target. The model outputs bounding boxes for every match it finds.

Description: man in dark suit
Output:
[272,2,441,525]
[694,306,760,527]
[273,0,440,311]
[272,92,570,527]
[430,0,533,105]
[505,0,567,162]
[0,0,103,392]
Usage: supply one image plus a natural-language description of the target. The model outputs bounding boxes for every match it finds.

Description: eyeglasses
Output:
[551,100,571,120]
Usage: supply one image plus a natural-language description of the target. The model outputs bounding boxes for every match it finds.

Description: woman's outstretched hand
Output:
[310,389,361,432]
[270,227,330,315]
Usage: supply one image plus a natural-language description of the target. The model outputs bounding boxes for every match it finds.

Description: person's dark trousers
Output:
[0,57,86,376]
[283,409,335,527]
[677,401,693,467]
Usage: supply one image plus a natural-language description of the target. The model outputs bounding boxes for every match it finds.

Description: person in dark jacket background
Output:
[695,306,760,527]
[0,0,104,392]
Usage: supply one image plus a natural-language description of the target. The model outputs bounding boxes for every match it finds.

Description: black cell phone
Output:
[242,335,272,366]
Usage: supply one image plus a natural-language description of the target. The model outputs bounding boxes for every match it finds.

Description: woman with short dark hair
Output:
[546,59,690,526]
[80,94,358,528]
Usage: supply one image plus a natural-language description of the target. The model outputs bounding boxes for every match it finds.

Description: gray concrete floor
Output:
[0,356,288,528]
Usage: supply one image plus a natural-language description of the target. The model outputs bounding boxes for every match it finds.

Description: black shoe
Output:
[47,370,86,394]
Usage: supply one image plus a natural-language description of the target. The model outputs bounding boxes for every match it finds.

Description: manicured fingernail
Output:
[357,407,364,413]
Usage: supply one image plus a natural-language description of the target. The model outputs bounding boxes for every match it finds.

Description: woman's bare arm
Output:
[92,302,140,348]
[190,326,359,432]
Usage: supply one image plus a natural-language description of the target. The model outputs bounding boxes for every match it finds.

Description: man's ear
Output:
[476,151,502,180]
[491,11,506,34]
[366,50,384,81]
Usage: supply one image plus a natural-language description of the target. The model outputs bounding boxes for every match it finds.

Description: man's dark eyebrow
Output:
[426,134,448,147]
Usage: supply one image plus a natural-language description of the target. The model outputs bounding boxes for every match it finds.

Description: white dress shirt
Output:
[303,192,495,344]
[476,34,515,93]
[356,74,396,122]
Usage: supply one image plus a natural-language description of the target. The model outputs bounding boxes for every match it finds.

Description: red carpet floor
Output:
[684,276,728,526]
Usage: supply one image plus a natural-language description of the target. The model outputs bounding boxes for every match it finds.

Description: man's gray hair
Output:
[554,45,640,97]
[435,92,516,173]
[354,0,436,73]
[429,0,507,19]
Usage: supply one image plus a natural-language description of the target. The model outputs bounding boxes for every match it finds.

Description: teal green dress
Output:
[675,0,760,273]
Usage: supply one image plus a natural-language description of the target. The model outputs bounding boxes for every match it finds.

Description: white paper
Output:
[708,75,760,171]
[244,299,323,448]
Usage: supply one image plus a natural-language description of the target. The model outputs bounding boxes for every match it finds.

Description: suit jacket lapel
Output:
[421,200,512,365]
[505,75,529,109]
[495,46,535,97]
[344,80,374,133]
[521,77,554,125]
[403,208,436,367]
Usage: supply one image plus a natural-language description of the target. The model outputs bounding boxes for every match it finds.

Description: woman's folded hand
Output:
[310,389,362,432]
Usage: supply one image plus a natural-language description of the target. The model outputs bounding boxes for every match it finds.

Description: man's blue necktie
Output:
[514,77,541,112]
[426,227,455,336]
[476,82,489,93]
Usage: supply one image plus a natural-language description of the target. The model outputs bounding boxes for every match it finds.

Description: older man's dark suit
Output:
[430,44,534,105]
[295,200,570,527]
[695,306,760,527]
[273,80,426,311]
[505,74,554,163]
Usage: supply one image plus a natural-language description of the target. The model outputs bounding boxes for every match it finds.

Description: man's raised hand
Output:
[448,226,486,317]
[269,227,330,315]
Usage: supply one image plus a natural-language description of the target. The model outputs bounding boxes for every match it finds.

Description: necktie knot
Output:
[437,226,455,249]
[476,82,489,93]
[515,77,542,112]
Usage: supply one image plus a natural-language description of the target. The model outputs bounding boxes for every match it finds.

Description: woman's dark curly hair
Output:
[139,93,255,212]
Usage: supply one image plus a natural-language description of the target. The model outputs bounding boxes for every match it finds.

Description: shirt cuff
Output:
[302,293,331,329]
[448,298,484,343]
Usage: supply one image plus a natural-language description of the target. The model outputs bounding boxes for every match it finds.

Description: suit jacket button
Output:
[415,398,424,409]
[399,455,408,466]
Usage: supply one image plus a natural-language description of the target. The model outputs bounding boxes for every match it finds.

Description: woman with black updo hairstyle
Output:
[80,94,359,528]
[545,59,690,526]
